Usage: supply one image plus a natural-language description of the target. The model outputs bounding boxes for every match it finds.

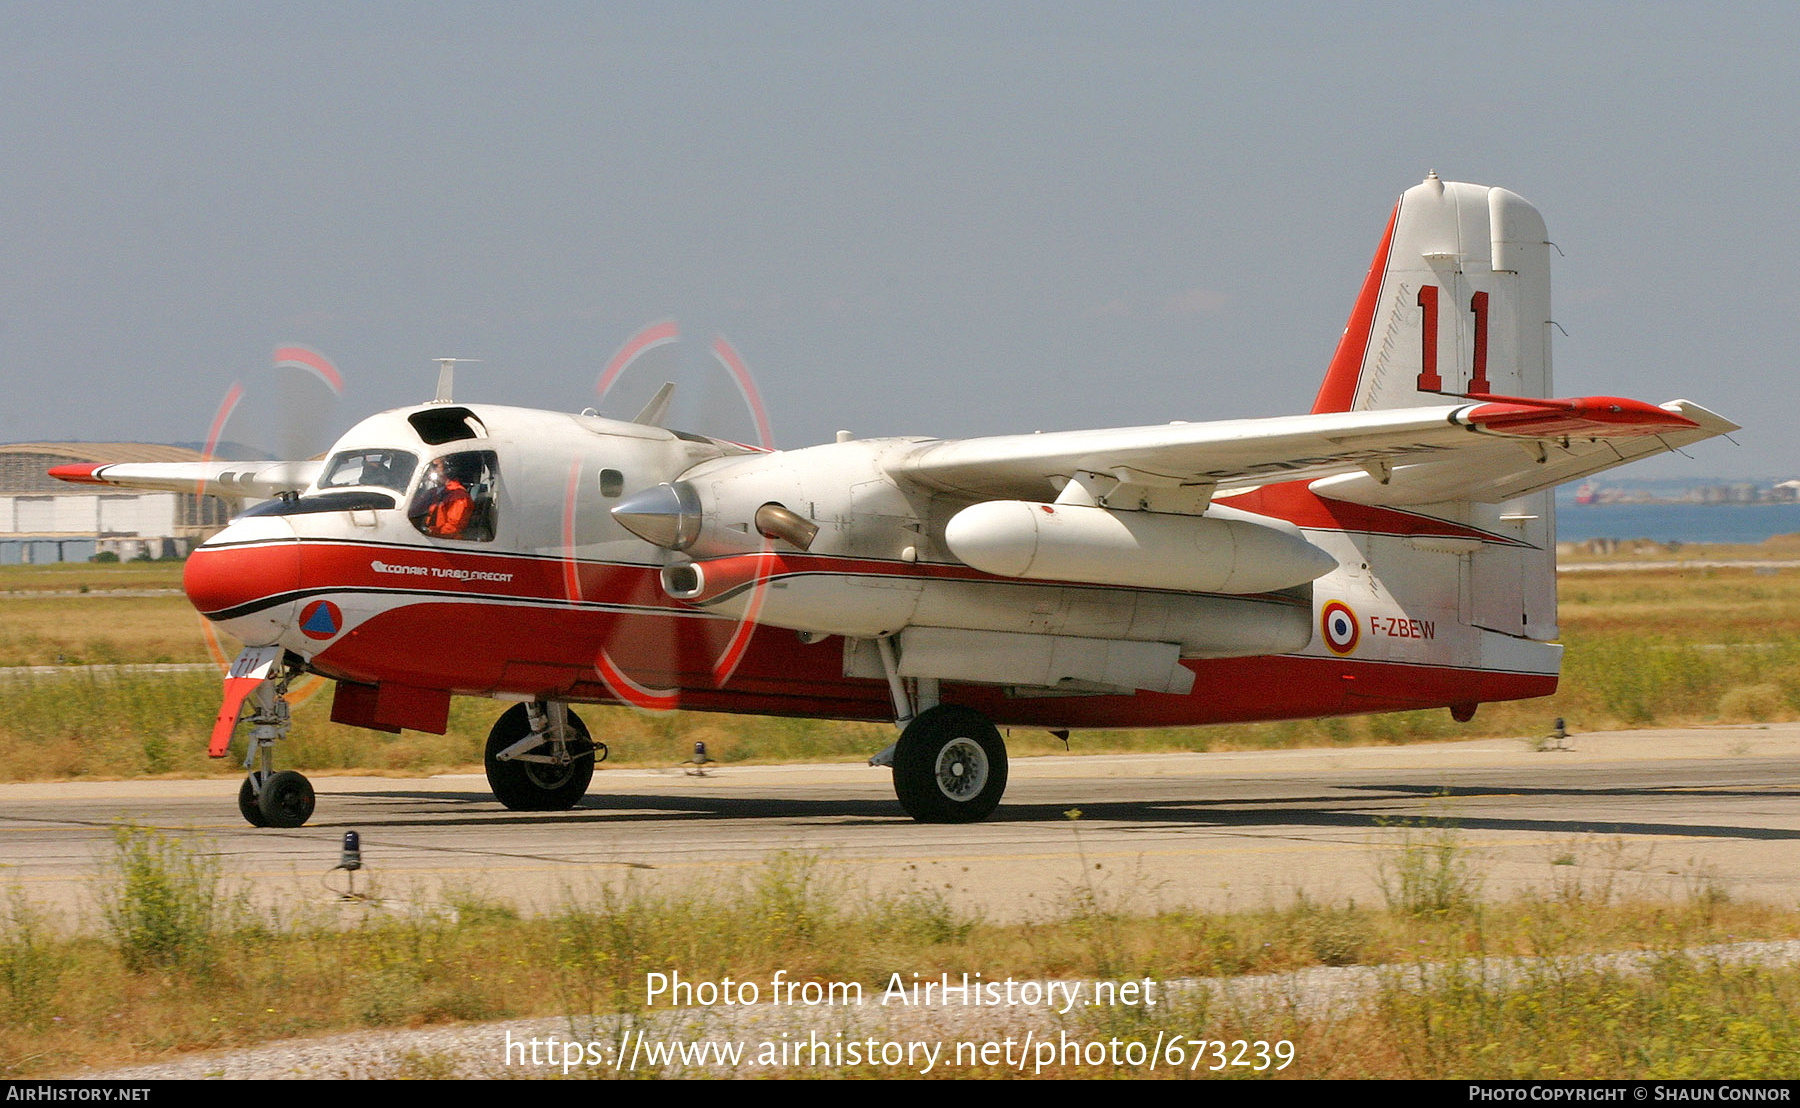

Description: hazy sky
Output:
[2,2,1793,476]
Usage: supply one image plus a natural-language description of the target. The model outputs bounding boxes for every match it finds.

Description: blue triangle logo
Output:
[301,602,338,636]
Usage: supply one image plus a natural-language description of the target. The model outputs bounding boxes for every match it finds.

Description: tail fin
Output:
[1314,172,1552,413]
[1316,175,1561,644]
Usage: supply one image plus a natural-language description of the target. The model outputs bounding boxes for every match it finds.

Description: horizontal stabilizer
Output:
[1309,399,1738,507]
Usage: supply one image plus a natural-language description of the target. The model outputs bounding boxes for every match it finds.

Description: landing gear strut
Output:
[484,701,599,811]
[869,636,1009,823]
[236,664,315,828]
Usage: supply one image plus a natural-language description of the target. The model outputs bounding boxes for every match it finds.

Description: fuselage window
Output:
[319,449,418,493]
[408,450,500,542]
[600,469,624,497]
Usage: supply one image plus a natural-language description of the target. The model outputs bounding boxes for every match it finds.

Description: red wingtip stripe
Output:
[1312,201,1399,414]
[1463,396,1700,437]
[48,463,108,485]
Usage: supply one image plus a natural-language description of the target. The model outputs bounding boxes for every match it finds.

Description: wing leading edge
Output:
[49,460,324,499]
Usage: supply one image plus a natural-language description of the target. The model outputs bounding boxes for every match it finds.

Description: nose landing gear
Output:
[221,650,316,828]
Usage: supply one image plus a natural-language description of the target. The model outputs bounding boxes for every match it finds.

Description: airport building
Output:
[0,443,233,564]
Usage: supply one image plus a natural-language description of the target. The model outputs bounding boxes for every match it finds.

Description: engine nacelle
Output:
[944,501,1337,595]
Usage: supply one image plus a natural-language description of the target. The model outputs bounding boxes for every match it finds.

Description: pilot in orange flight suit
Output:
[419,460,473,538]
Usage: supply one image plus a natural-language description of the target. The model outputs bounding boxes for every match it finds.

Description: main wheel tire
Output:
[892,705,1008,823]
[237,776,270,828]
[257,770,315,828]
[485,703,595,811]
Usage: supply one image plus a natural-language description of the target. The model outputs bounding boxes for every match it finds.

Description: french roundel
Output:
[299,599,343,641]
[1320,600,1359,655]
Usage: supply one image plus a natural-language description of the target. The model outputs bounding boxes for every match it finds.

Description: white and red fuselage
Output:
[178,400,1568,738]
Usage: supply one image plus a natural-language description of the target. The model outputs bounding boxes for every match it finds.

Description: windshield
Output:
[318,449,417,493]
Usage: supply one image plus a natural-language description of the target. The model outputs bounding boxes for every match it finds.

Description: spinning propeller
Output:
[570,320,789,713]
[194,345,348,703]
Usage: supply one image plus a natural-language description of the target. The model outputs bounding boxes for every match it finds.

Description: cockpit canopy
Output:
[240,441,499,543]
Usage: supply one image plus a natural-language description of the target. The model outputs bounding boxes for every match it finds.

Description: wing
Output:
[49,459,324,498]
[888,395,1737,511]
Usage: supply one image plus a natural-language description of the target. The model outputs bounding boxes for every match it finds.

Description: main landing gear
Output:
[484,701,600,811]
[236,666,316,829]
[892,705,1009,823]
[870,637,1009,823]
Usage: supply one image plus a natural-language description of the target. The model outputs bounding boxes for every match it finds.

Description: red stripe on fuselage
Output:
[185,536,302,616]
[192,494,1518,625]
[303,592,1555,726]
[197,538,1017,618]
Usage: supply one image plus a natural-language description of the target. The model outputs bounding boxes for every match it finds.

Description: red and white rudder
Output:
[1315,172,1553,414]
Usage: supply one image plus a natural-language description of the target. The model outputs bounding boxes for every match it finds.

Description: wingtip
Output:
[1463,395,1704,438]
[1659,400,1741,436]
[48,463,108,485]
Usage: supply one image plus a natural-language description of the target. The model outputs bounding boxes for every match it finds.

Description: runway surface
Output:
[4,723,1798,922]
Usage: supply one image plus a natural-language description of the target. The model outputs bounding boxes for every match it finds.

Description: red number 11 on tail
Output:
[1416,286,1490,395]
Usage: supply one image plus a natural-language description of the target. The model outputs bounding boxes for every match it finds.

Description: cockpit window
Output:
[319,449,418,493]
[408,407,488,445]
[407,450,499,542]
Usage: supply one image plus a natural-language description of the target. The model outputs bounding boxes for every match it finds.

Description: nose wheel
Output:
[243,769,316,829]
[223,654,316,828]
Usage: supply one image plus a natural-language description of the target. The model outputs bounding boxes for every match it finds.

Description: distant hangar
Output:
[0,443,234,563]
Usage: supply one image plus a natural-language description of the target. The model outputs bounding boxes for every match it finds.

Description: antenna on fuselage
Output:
[430,358,481,404]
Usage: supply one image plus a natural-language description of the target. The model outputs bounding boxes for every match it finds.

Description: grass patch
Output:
[0,671,241,779]
[1374,809,1483,919]
[96,822,227,973]
[1325,952,1800,1079]
[5,827,1800,1078]
[0,890,70,1033]
[0,595,211,667]
[0,562,186,594]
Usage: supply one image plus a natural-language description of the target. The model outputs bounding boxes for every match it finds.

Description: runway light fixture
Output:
[324,829,368,901]
[338,830,362,872]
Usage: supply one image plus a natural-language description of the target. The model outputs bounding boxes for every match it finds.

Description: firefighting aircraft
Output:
[53,175,1735,829]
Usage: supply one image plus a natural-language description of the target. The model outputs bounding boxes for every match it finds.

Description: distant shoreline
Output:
[1555,501,1800,545]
